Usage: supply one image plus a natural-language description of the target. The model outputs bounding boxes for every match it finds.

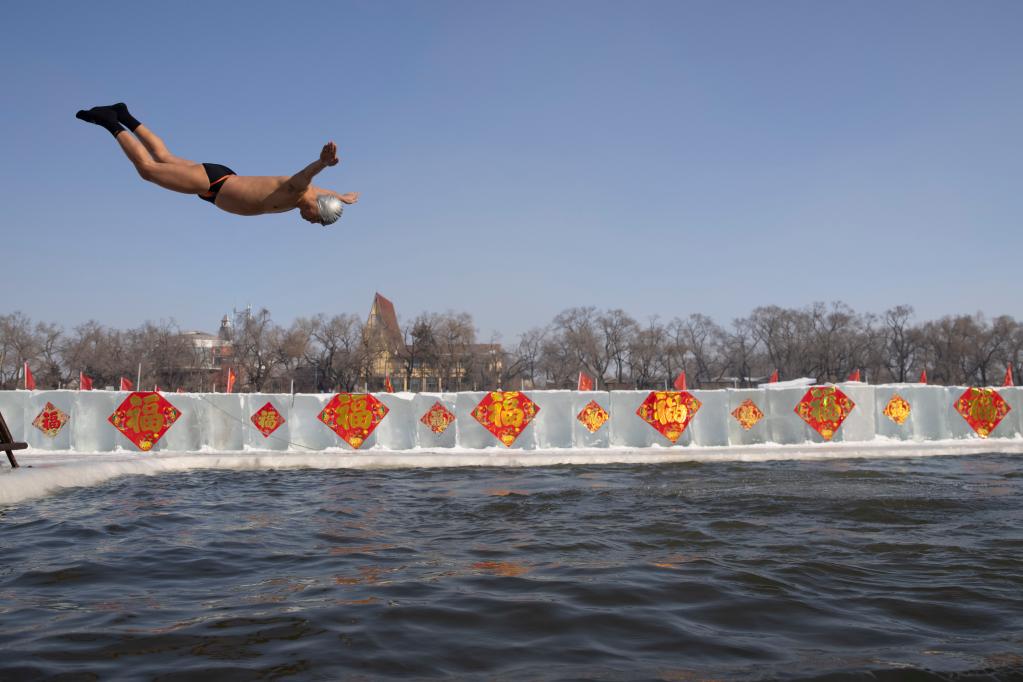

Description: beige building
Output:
[365,292,504,391]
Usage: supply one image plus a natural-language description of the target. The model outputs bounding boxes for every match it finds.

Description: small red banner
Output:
[883,394,911,425]
[673,371,687,391]
[577,372,594,392]
[731,399,764,431]
[420,401,456,434]
[251,401,286,438]
[32,402,69,438]
[577,400,609,433]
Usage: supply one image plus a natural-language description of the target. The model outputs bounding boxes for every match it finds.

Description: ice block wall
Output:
[1,385,1020,453]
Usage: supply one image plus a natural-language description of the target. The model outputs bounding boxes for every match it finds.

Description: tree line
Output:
[1,303,1020,392]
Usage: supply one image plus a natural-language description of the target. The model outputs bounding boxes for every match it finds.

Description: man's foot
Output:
[106,102,142,131]
[339,192,360,204]
[75,106,124,137]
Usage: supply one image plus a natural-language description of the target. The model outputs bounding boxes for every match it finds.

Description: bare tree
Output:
[748,305,806,379]
[539,328,578,389]
[274,321,311,392]
[719,317,760,387]
[34,321,65,389]
[552,307,609,387]
[507,326,548,388]
[303,313,367,392]
[882,305,918,382]
[682,313,725,387]
[124,321,195,390]
[0,312,40,388]
[232,308,281,391]
[433,311,476,391]
[628,317,666,389]
[598,309,638,386]
[397,313,438,391]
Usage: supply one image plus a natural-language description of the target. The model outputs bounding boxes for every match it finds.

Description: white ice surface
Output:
[2,438,1021,507]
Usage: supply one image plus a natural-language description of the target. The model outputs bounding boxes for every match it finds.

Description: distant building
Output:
[365,292,504,391]
[181,315,236,391]
[365,293,404,384]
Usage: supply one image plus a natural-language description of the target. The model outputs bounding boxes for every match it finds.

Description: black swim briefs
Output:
[198,162,236,204]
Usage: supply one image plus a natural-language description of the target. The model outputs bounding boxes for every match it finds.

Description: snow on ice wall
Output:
[1,385,1021,453]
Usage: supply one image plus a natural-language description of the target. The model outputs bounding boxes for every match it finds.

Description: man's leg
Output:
[116,132,209,194]
[78,106,208,194]
[110,103,196,166]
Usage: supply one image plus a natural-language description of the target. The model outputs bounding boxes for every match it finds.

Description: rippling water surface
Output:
[2,454,1022,680]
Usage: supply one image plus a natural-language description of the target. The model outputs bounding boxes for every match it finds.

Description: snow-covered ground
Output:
[3,438,1022,506]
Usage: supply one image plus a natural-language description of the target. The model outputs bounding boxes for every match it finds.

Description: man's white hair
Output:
[317,195,344,225]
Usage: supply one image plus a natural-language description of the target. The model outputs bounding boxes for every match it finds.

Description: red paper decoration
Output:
[250,401,286,438]
[471,391,539,447]
[731,399,764,431]
[954,388,1011,438]
[794,386,855,441]
[420,401,456,434]
[108,392,181,451]
[577,400,609,433]
[32,402,69,438]
[318,393,389,449]
[883,394,911,425]
[636,390,702,444]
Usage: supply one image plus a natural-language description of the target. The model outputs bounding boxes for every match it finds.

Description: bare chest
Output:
[216,176,298,215]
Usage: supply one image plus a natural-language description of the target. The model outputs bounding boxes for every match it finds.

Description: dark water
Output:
[2,455,1022,681]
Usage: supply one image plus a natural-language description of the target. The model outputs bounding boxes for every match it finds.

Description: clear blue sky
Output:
[3,1,1021,342]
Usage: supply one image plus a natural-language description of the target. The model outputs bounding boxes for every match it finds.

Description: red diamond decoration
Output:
[883,394,911,425]
[32,402,70,438]
[318,393,389,449]
[108,391,181,451]
[636,391,702,444]
[731,399,764,431]
[420,401,456,434]
[577,400,609,433]
[794,386,855,441]
[954,387,1011,438]
[471,391,539,447]
[250,401,286,438]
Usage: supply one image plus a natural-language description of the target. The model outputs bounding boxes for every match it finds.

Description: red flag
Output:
[769,370,779,383]
[79,372,93,390]
[673,371,687,391]
[24,362,36,390]
[577,371,594,391]
[384,375,394,393]
[119,377,134,391]
[226,368,236,394]
[847,369,861,382]
[919,369,927,384]
[1004,365,1014,387]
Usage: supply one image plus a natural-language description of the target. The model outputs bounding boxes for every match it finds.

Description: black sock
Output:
[110,102,142,131]
[76,107,124,138]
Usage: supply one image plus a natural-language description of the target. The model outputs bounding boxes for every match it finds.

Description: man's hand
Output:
[320,141,339,167]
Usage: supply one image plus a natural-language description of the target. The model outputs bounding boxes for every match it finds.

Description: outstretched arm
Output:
[286,142,339,193]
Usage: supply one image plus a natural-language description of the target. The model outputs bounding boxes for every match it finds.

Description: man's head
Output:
[318,194,343,225]
[298,193,344,226]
